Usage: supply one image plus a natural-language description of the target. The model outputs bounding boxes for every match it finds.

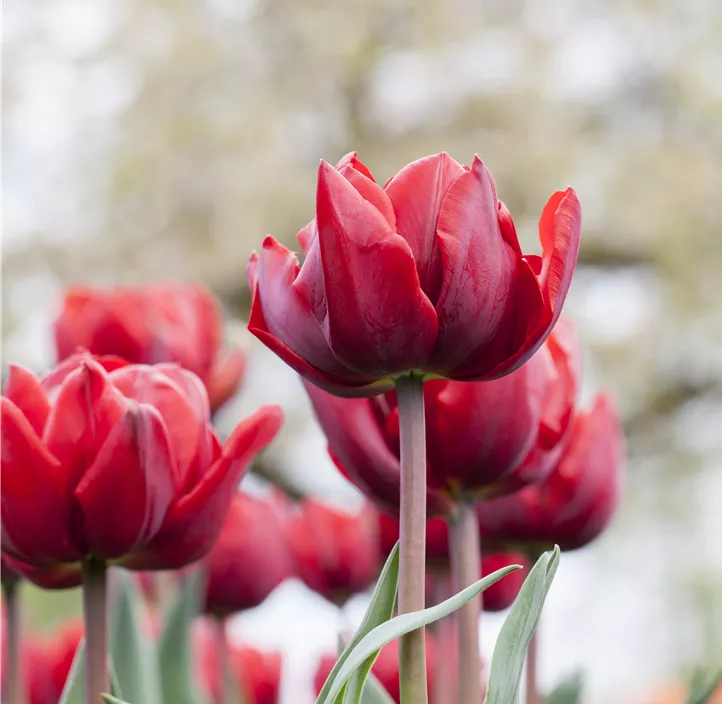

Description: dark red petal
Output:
[2,365,51,436]
[428,157,519,373]
[384,152,464,301]
[316,161,438,375]
[129,406,283,569]
[248,245,385,397]
[1,553,82,589]
[74,404,176,560]
[1,399,80,564]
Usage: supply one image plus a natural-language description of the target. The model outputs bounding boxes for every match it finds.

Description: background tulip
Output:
[249,152,581,397]
[1,352,283,584]
[476,394,625,553]
[54,283,246,411]
[288,499,381,606]
[201,492,296,617]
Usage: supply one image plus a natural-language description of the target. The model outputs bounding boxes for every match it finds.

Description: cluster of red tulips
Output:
[1,151,626,704]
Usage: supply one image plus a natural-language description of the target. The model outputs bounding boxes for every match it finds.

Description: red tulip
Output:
[1,352,283,586]
[201,492,296,616]
[54,284,246,411]
[314,633,437,704]
[476,394,625,552]
[379,514,525,612]
[248,152,581,398]
[305,323,579,510]
[288,499,381,605]
[195,618,282,704]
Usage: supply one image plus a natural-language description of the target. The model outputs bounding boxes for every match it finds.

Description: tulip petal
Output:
[204,349,246,411]
[248,244,388,397]
[428,157,522,373]
[0,553,82,589]
[335,152,396,227]
[132,405,284,569]
[41,351,129,396]
[384,152,465,301]
[1,398,80,564]
[316,161,438,375]
[74,403,176,559]
[2,365,51,436]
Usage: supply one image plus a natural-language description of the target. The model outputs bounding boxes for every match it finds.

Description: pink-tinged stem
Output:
[82,559,109,704]
[449,501,482,704]
[430,571,458,704]
[396,373,428,704]
[526,631,541,704]
[214,618,234,704]
[3,581,25,704]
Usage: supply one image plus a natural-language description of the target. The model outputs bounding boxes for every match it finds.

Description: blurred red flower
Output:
[288,499,381,605]
[201,492,296,616]
[304,322,579,511]
[248,151,581,397]
[1,352,283,586]
[476,394,625,552]
[55,283,246,411]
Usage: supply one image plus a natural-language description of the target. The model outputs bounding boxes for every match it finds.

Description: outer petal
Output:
[1,399,80,564]
[335,152,396,227]
[0,553,82,590]
[248,244,388,397]
[427,157,521,373]
[316,161,438,375]
[130,405,284,569]
[74,403,176,559]
[205,348,246,411]
[2,364,51,435]
[41,351,130,397]
[384,152,465,301]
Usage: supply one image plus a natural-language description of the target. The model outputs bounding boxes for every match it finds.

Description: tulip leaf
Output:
[685,669,722,704]
[158,571,207,704]
[58,641,124,704]
[322,563,521,704]
[545,672,583,704]
[110,571,162,704]
[359,673,396,704]
[484,547,560,704]
[102,697,132,704]
[315,543,400,704]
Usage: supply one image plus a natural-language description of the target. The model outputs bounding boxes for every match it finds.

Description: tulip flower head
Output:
[0,352,283,586]
[54,283,246,411]
[249,152,581,397]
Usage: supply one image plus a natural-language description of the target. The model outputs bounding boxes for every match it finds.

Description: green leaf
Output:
[685,669,721,704]
[359,673,396,704]
[322,563,521,704]
[58,639,85,704]
[110,571,162,704]
[315,543,400,704]
[484,547,560,704]
[102,696,131,704]
[545,672,583,704]
[158,571,207,704]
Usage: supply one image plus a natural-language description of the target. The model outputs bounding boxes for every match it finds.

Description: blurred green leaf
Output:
[359,673,395,704]
[685,669,721,704]
[545,672,584,704]
[315,543,400,704]
[102,696,131,704]
[323,562,520,704]
[158,571,207,704]
[484,547,560,704]
[110,571,162,704]
[58,639,85,704]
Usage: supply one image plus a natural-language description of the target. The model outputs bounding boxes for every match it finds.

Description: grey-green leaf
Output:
[359,673,396,704]
[484,547,560,704]
[110,571,162,704]
[545,672,583,704]
[158,571,207,704]
[685,669,721,704]
[102,696,131,704]
[315,543,400,704]
[322,563,521,704]
[58,639,85,704]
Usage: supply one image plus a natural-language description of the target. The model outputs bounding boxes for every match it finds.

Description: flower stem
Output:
[395,373,428,704]
[430,570,457,704]
[526,631,541,704]
[449,501,482,704]
[3,580,25,704]
[82,559,109,704]
[214,618,234,704]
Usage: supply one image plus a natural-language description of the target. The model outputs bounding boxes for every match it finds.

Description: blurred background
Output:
[3,0,722,702]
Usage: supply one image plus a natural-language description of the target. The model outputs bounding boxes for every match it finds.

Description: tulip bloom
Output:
[248,152,580,397]
[0,352,283,585]
[305,322,579,509]
[476,394,625,552]
[54,284,246,411]
[201,492,296,616]
[288,499,381,605]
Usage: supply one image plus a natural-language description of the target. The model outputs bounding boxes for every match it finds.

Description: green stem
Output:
[430,570,457,704]
[526,631,541,704]
[449,501,482,704]
[395,373,428,704]
[214,617,234,704]
[82,559,109,704]
[3,580,25,704]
